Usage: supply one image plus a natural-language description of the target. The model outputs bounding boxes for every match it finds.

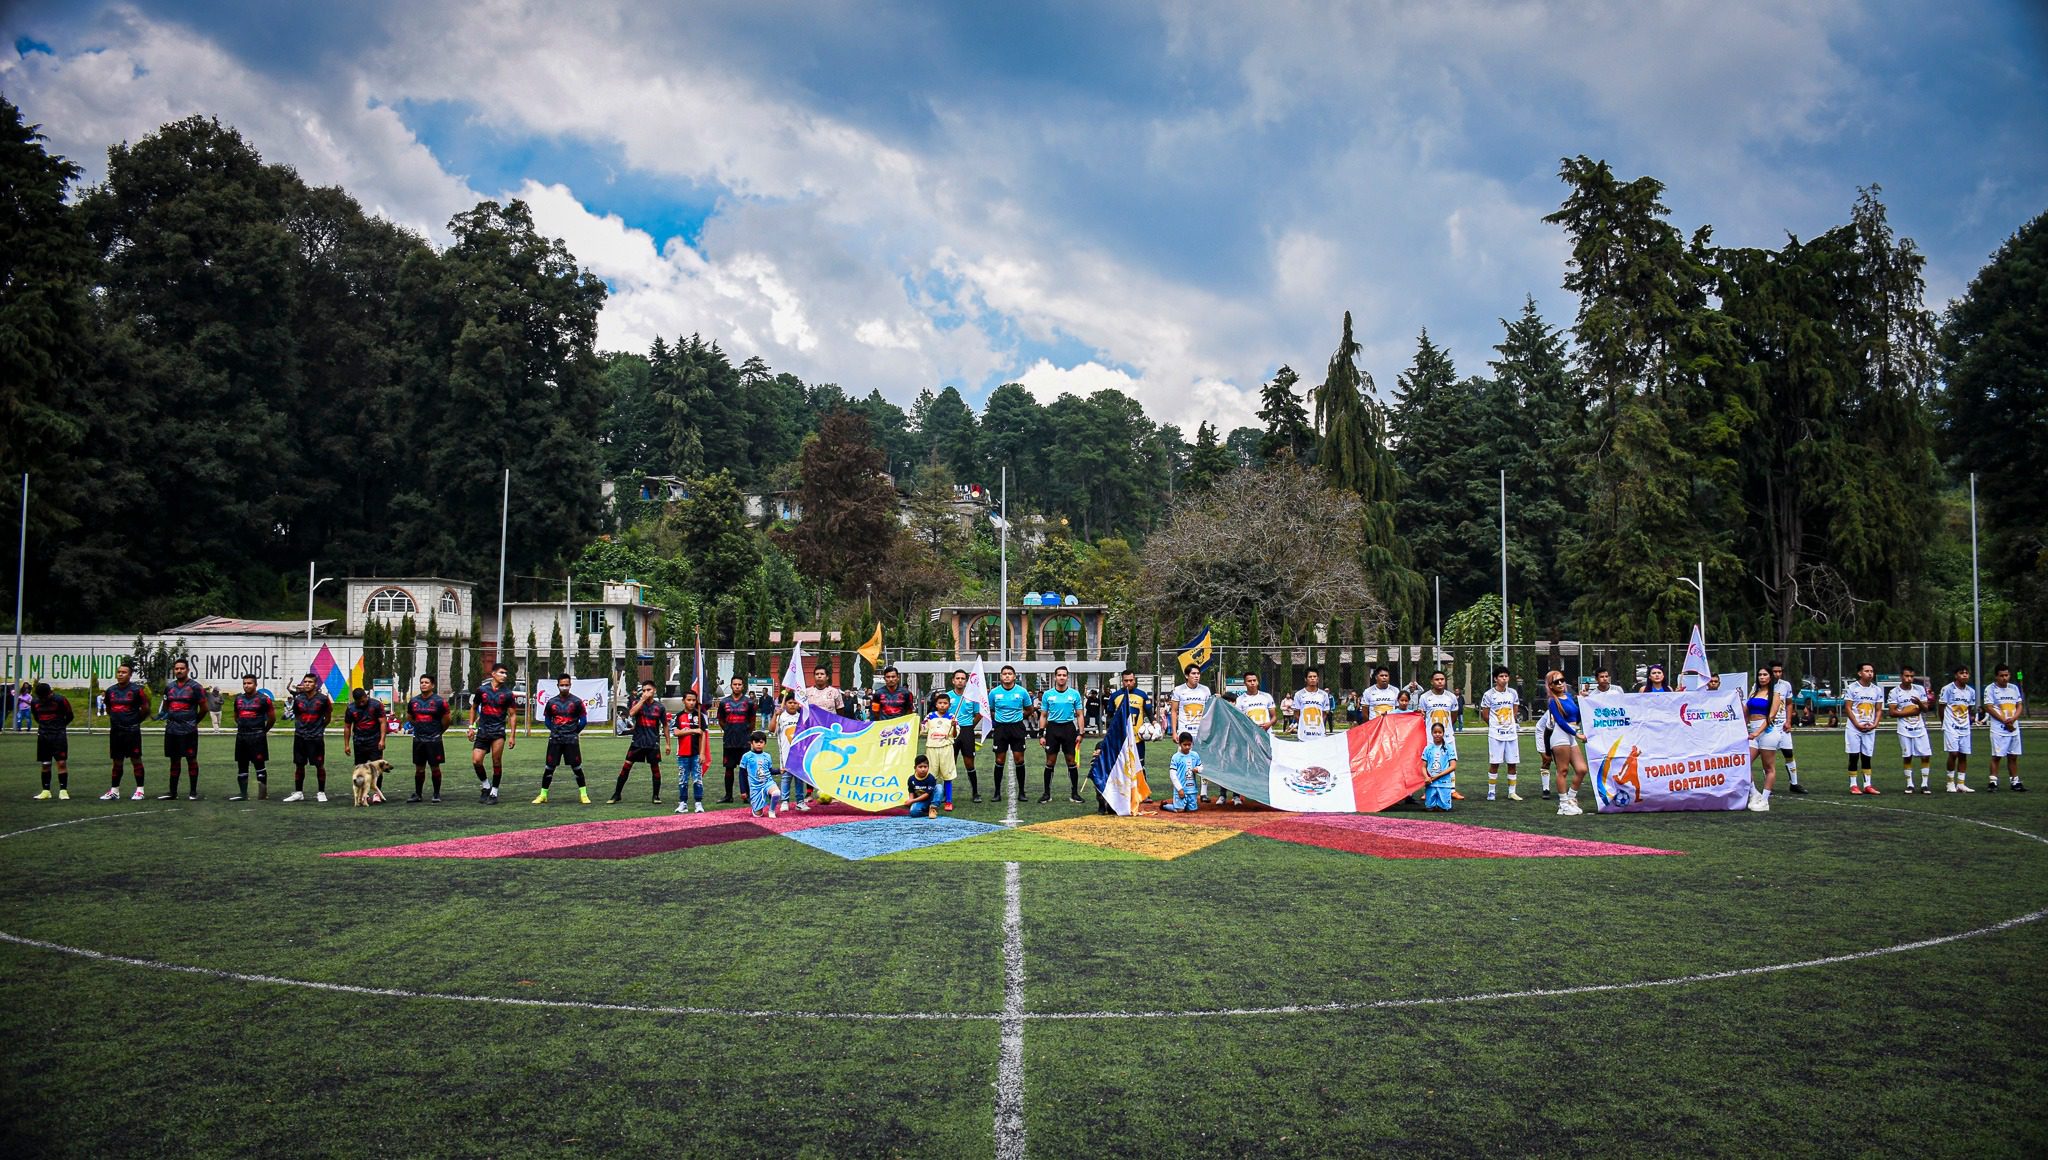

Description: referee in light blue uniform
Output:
[987,664,1032,803]
[1038,664,1085,803]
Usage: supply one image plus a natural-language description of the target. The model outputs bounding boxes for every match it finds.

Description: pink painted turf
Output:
[1275,813,1681,857]
[1253,819,1511,859]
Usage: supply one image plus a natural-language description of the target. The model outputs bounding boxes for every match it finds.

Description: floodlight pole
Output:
[1498,470,1508,667]
[13,474,25,687]
[999,465,1009,664]
[496,468,509,677]
[1971,473,1982,688]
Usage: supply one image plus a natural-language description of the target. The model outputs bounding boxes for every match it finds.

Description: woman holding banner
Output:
[1745,665,1780,812]
[1544,671,1588,816]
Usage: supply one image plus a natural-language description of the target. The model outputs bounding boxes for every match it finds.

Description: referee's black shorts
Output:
[1044,721,1079,761]
[992,721,1027,756]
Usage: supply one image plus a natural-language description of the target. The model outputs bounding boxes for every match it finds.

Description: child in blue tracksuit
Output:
[906,756,939,818]
[1163,732,1202,812]
[1424,722,1457,810]
[742,732,780,816]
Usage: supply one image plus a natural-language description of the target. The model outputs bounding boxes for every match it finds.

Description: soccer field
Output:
[3,727,2045,1158]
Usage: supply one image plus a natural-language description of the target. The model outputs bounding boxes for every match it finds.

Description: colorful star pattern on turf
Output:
[324,805,1682,862]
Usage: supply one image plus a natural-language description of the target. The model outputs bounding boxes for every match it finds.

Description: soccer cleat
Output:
[579,788,591,805]
[532,789,549,804]
[1486,792,1496,801]
[1864,785,1881,794]
[1754,795,1771,812]
[32,789,51,800]
[99,788,121,801]
[1787,783,1808,794]
[693,802,705,813]
[606,795,622,804]
[2014,781,2029,793]
[282,791,305,802]
[227,794,247,802]
[1450,791,1465,801]
[129,788,145,800]
[1849,785,1864,795]
[1069,795,1085,804]
[1958,783,1975,793]
[1037,794,1051,804]
[430,794,442,803]
[943,802,955,812]
[187,794,201,801]
[674,803,689,814]
[795,801,811,811]
[314,791,328,803]
[1541,788,1553,800]
[971,794,983,803]
[156,793,178,800]
[1507,790,1523,802]
[406,792,424,803]
[490,786,501,801]
[1987,779,2000,792]
[57,789,69,800]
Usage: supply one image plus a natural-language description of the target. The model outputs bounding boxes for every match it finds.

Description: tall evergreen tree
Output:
[1491,298,1584,627]
[1256,365,1314,464]
[1315,312,1426,633]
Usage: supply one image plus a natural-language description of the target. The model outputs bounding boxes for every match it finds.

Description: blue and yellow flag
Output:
[1175,626,1213,675]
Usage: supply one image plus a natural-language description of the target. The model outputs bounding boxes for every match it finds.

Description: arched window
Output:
[439,588,460,616]
[366,588,416,615]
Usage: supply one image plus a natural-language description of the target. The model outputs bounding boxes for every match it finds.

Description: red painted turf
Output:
[508,821,768,859]
[1253,818,1511,859]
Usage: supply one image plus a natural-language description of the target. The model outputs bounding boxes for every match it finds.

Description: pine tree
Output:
[575,625,592,676]
[468,611,486,692]
[396,614,417,689]
[424,610,441,690]
[548,621,566,678]
[598,623,615,683]
[1316,312,1427,634]
[525,628,540,697]
[1183,422,1234,491]
[1257,365,1313,465]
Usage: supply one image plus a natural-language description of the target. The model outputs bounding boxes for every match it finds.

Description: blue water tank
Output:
[1023,591,1043,606]
[1063,594,1079,606]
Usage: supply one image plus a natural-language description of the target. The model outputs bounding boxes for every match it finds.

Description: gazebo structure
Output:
[932,601,1109,661]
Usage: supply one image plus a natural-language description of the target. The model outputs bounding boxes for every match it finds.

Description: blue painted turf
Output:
[781,817,1005,860]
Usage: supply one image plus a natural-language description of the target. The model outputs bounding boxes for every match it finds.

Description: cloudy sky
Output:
[4,1,2043,432]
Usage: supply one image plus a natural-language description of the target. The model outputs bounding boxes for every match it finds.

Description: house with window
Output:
[343,578,478,637]
[501,580,665,680]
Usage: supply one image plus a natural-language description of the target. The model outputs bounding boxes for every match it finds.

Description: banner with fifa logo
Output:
[784,705,918,811]
[1581,690,1752,812]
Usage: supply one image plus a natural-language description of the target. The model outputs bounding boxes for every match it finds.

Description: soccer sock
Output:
[1542,771,1553,792]
[188,767,198,795]
[1069,764,1081,797]
[613,769,631,799]
[40,764,51,789]
[110,762,123,787]
[253,764,265,786]
[166,767,182,797]
[415,768,427,793]
[1507,769,1518,790]
[56,767,66,790]
[491,762,503,789]
[313,765,324,791]
[237,771,248,796]
[1042,766,1055,796]
[1786,760,1799,785]
[540,767,555,789]
[649,767,662,798]
[724,768,736,798]
[572,766,586,788]
[473,761,487,784]
[430,766,443,792]
[295,766,306,791]
[967,768,980,796]
[1488,770,1499,792]
[942,781,953,804]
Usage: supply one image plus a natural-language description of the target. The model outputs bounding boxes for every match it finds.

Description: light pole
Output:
[1675,561,1705,634]
[13,474,25,690]
[1971,473,1981,690]
[307,562,333,671]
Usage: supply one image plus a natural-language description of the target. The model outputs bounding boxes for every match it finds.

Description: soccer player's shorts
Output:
[1175,788,1200,811]
[1488,738,1519,765]
[991,722,1027,755]
[1992,729,2022,758]
[1897,731,1932,759]
[1756,728,1787,750]
[292,737,326,765]
[545,740,583,768]
[627,746,662,765]
[722,743,748,772]
[1844,729,1876,758]
[412,736,445,766]
[234,736,269,766]
[472,728,506,751]
[930,744,958,781]
[36,736,66,763]
[351,734,383,759]
[953,733,977,762]
[108,728,142,761]
[1943,729,1971,755]
[163,732,198,759]
[1774,728,1797,752]
[1044,721,1079,761]
[1539,724,1555,753]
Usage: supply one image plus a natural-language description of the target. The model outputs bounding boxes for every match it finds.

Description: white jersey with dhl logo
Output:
[1842,682,1884,735]
[1236,690,1276,728]
[1363,685,1400,719]
[1419,690,1459,735]
[1480,688,1520,742]
[1169,684,1211,733]
[1939,683,1975,734]
[1293,688,1334,737]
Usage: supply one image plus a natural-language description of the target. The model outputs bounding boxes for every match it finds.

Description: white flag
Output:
[1678,625,1712,691]
[1102,713,1145,816]
[779,638,807,693]
[965,658,994,738]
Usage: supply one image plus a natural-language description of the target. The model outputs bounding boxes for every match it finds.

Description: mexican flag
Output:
[1195,697,1429,812]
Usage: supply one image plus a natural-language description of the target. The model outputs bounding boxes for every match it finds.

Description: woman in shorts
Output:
[1745,665,1780,811]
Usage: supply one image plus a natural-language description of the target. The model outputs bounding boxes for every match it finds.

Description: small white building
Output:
[343,577,478,637]
[501,580,665,677]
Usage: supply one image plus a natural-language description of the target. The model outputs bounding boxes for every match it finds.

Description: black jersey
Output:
[288,691,332,740]
[159,679,207,736]
[105,681,151,730]
[232,692,274,735]
[472,683,520,737]
[407,693,449,740]
[542,693,588,742]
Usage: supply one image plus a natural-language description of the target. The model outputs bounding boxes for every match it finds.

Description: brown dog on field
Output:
[351,760,393,807]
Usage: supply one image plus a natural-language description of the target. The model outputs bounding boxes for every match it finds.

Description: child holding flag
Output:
[1424,722,1457,810]
[1163,732,1202,812]
[925,692,960,812]
[743,732,779,817]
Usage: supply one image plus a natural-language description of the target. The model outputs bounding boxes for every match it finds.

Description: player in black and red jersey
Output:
[153,658,207,799]
[611,680,668,804]
[534,674,590,805]
[406,675,450,802]
[715,675,757,803]
[30,682,73,800]
[343,687,389,801]
[468,663,520,803]
[98,662,152,800]
[281,674,333,802]
[872,665,916,720]
[227,674,274,801]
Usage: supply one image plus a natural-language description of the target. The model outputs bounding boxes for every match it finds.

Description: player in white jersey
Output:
[1887,667,1934,792]
[1938,665,1977,792]
[1362,668,1400,720]
[1985,664,2025,791]
[1293,668,1334,739]
[1229,670,1273,806]
[1419,671,1463,800]
[1767,661,1804,794]
[1165,664,1215,800]
[1843,663,1884,794]
[1479,667,1521,801]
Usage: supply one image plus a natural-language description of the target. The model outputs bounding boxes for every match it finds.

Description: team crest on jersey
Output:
[1282,764,1337,796]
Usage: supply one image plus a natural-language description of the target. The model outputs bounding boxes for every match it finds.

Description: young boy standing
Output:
[925,692,960,812]
[742,732,779,817]
[673,690,709,814]
[1481,667,1521,801]
[1939,666,1976,793]
[776,694,808,812]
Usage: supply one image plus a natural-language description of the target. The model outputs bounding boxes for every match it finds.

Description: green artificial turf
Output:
[2,727,2044,1157]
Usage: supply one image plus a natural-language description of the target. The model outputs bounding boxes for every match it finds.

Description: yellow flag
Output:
[858,624,884,668]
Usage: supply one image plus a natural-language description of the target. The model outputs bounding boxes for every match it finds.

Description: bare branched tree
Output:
[1139,461,1387,635]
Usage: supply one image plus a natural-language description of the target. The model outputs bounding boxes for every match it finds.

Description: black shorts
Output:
[292,736,326,765]
[36,736,67,763]
[234,735,269,766]
[351,734,384,759]
[992,722,1027,755]
[1043,721,1079,760]
[412,736,446,766]
[627,746,663,765]
[163,732,197,759]
[953,733,978,761]
[109,728,143,760]
[546,739,584,768]
[472,730,507,751]
[723,743,749,771]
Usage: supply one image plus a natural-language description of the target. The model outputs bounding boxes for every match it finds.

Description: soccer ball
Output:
[1138,722,1162,742]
